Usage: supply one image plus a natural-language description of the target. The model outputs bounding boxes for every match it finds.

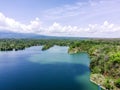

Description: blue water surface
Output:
[0,46,97,90]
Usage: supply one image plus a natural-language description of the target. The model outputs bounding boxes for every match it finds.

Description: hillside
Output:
[0,31,49,39]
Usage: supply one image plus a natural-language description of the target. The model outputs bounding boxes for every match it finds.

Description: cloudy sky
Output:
[0,0,120,37]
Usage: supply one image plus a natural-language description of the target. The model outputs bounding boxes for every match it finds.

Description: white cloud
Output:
[0,12,120,38]
[41,21,120,38]
[0,12,42,33]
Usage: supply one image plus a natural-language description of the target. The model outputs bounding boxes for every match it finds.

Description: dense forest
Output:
[0,38,120,90]
[0,39,72,51]
[68,39,120,90]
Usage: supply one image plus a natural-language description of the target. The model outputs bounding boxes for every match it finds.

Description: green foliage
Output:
[115,78,120,88]
[104,79,113,90]
[42,44,53,51]
[0,39,72,51]
[110,52,120,63]
[92,66,101,73]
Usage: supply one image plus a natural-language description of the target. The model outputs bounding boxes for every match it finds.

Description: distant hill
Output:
[0,31,51,39]
[0,30,88,40]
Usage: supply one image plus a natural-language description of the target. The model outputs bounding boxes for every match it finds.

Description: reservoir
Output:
[0,46,98,90]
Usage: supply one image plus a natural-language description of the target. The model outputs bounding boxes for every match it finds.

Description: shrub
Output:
[115,78,120,88]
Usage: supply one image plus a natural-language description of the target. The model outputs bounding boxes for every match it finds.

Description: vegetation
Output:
[68,39,120,90]
[42,44,54,51]
[115,78,120,88]
[0,38,120,89]
[0,39,72,51]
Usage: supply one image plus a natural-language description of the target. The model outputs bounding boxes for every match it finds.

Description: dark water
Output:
[0,46,98,90]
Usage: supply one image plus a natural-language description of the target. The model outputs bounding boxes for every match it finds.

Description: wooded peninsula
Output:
[0,38,120,90]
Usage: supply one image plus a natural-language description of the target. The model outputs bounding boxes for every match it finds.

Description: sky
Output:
[0,0,120,38]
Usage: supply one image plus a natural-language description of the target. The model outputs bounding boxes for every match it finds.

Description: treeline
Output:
[0,39,74,51]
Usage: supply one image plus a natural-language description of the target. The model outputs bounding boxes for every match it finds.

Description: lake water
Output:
[0,46,98,90]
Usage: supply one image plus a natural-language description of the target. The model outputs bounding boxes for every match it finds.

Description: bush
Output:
[104,79,113,90]
[115,78,120,88]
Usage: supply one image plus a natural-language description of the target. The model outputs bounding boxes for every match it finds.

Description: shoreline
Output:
[90,79,106,90]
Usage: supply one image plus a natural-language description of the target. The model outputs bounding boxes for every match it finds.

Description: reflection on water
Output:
[0,46,97,90]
